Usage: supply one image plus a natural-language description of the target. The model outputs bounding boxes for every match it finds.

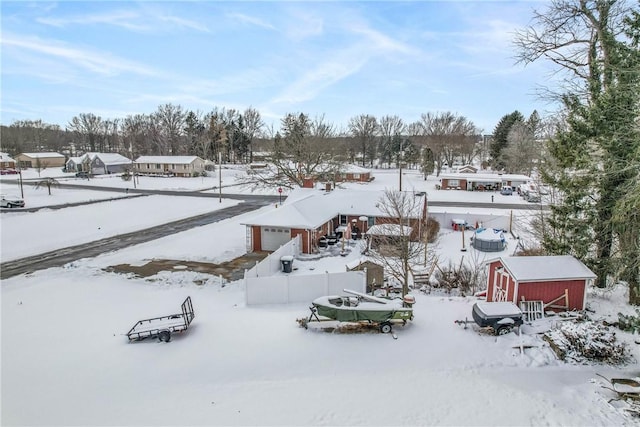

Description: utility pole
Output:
[399,139,403,191]
[18,167,24,198]
[218,151,222,203]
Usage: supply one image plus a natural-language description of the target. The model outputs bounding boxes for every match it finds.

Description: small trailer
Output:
[126,296,194,343]
[471,301,523,335]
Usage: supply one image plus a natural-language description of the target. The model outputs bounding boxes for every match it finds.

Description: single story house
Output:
[486,255,596,311]
[241,188,427,254]
[134,156,205,177]
[438,172,531,191]
[65,156,85,173]
[89,153,131,174]
[15,152,65,169]
[335,164,372,183]
[0,153,17,170]
[66,153,131,174]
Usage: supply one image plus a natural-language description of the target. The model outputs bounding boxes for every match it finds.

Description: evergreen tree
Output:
[490,111,524,169]
[517,0,640,300]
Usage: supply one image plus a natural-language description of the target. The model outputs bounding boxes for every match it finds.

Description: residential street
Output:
[0,199,270,279]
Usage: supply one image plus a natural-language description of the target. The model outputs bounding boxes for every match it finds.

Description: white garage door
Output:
[261,227,291,251]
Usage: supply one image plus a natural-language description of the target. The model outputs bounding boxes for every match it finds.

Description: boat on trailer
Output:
[300,289,415,333]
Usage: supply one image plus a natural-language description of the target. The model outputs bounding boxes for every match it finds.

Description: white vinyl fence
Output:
[244,235,301,278]
[245,270,366,305]
[430,212,510,232]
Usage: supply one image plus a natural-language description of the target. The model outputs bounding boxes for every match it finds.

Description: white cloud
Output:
[36,10,150,32]
[227,12,276,31]
[284,9,324,40]
[156,14,210,33]
[2,33,158,77]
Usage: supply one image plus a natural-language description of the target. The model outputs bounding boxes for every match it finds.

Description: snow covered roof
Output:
[66,156,84,165]
[496,255,596,282]
[93,153,131,165]
[135,156,202,164]
[342,164,371,174]
[19,152,65,158]
[0,153,16,162]
[440,172,531,182]
[366,224,413,236]
[242,188,424,229]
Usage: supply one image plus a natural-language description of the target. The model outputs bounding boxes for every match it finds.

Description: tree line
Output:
[1,105,552,180]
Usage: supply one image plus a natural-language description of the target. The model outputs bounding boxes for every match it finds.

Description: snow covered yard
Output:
[2,168,640,426]
[2,259,637,426]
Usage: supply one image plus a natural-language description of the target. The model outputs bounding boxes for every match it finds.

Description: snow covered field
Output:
[2,168,640,426]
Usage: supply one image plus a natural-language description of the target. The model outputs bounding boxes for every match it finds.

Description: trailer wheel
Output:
[158,330,171,342]
[380,322,392,334]
[496,326,511,336]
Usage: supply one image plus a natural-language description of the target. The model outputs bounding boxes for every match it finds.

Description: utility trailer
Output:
[126,296,194,343]
[471,301,523,335]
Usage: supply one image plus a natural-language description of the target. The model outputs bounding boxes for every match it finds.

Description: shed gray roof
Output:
[497,255,596,282]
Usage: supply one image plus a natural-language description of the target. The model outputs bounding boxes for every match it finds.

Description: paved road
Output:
[0,200,270,280]
[0,183,546,279]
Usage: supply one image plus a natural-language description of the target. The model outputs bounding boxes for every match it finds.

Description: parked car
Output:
[1,194,25,208]
[526,193,541,203]
[500,186,513,195]
[75,171,91,178]
[0,169,19,175]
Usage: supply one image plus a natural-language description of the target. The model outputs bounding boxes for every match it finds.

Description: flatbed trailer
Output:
[126,296,194,342]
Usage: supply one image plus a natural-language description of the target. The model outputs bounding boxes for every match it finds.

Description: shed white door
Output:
[261,227,291,251]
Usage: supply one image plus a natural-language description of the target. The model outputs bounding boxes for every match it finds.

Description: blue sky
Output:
[1,1,557,134]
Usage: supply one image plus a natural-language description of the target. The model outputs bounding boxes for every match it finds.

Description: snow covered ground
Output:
[2,167,640,426]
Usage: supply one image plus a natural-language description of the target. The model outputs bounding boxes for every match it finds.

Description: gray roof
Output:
[498,255,596,282]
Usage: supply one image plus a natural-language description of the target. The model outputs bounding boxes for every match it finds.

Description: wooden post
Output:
[509,210,513,234]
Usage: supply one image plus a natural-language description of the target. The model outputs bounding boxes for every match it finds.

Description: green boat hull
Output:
[312,298,413,323]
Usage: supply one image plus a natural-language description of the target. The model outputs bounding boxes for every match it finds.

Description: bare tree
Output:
[68,113,103,153]
[348,114,378,167]
[154,103,186,155]
[243,107,264,163]
[35,177,60,195]
[501,121,541,175]
[366,189,426,296]
[241,113,341,189]
[417,112,479,174]
[378,115,405,167]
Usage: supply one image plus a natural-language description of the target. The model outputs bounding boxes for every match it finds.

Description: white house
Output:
[134,156,206,177]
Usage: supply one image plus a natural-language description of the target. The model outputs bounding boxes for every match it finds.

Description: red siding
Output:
[518,280,586,311]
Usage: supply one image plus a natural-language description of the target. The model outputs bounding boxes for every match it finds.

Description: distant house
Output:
[242,188,427,254]
[0,152,17,170]
[336,164,372,183]
[134,156,205,177]
[65,156,85,173]
[486,255,596,312]
[15,152,65,169]
[439,172,531,191]
[90,153,131,174]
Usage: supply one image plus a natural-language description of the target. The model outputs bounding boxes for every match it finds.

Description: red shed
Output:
[486,255,596,311]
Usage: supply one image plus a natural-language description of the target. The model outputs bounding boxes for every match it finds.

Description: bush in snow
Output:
[618,308,640,334]
[543,320,629,364]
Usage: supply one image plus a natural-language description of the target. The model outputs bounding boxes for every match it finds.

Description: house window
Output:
[171,164,176,169]
[184,165,188,170]
[448,179,459,187]
[156,164,161,169]
[368,217,375,227]
[339,215,347,225]
[353,173,360,180]
[146,164,150,169]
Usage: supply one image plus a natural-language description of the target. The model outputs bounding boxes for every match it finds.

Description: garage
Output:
[261,227,291,251]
